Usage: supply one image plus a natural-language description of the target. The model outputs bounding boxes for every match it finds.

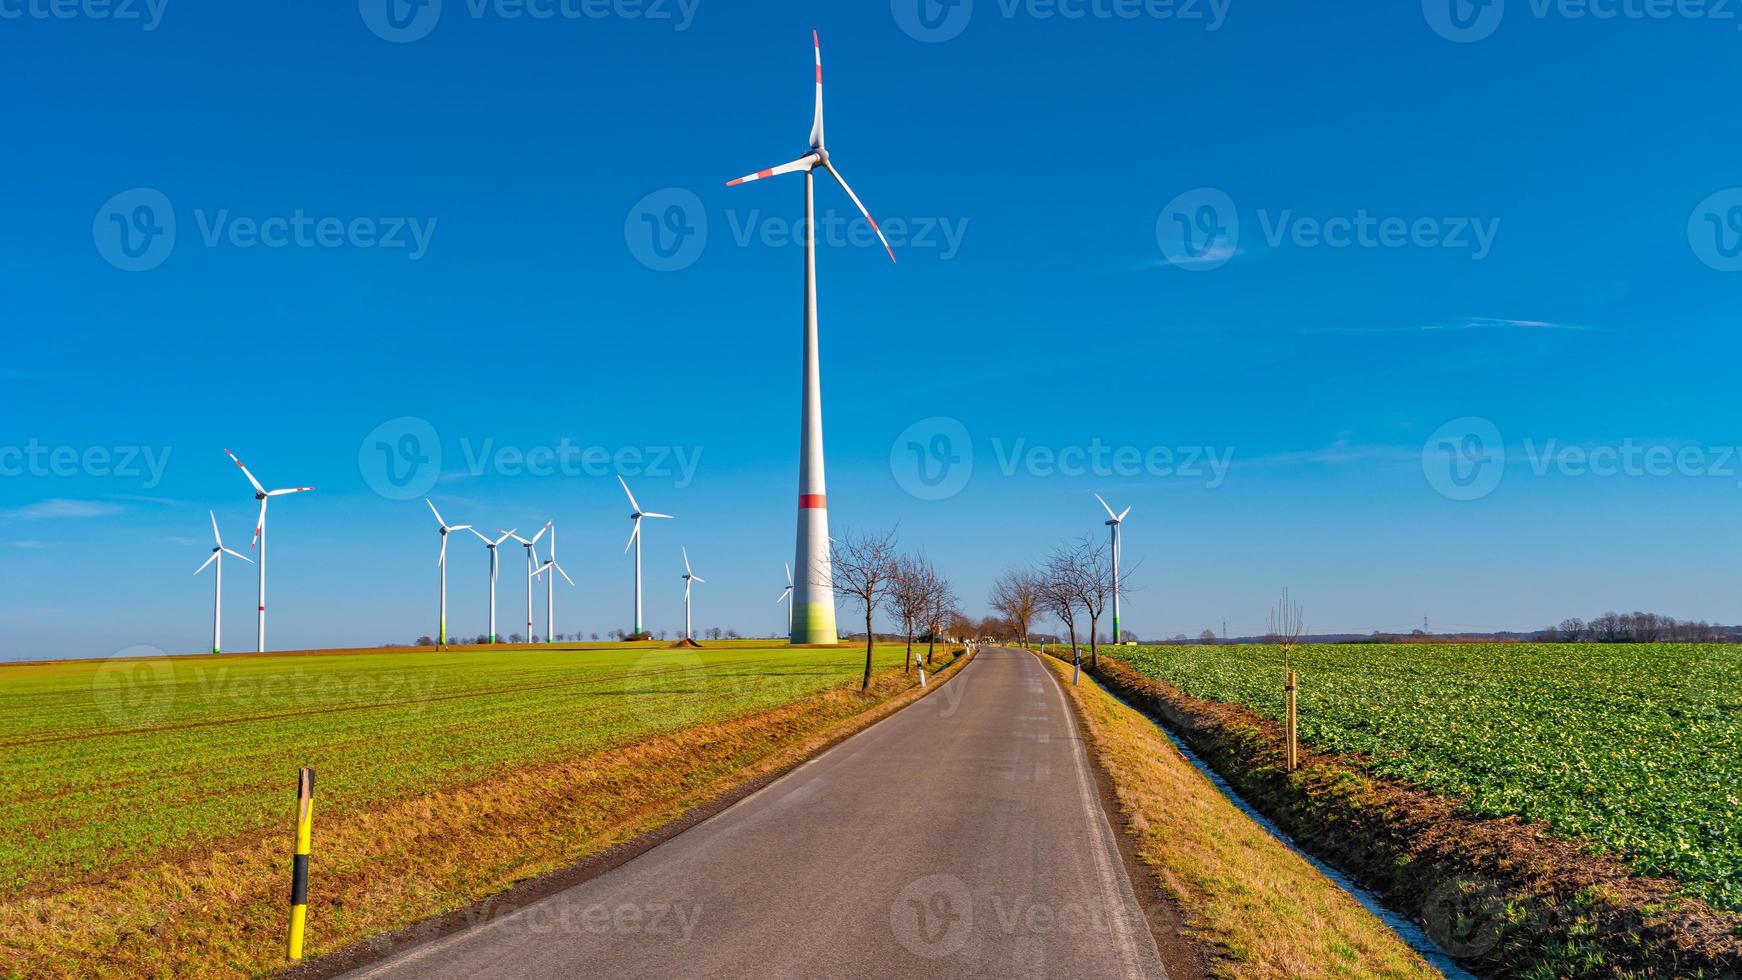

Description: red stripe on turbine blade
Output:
[816,67,822,83]
[799,494,827,509]
[758,168,773,178]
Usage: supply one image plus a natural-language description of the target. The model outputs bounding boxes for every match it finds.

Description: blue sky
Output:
[2,0,1740,659]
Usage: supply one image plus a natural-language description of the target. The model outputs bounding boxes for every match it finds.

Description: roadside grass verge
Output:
[0,644,967,977]
[1035,652,1437,979]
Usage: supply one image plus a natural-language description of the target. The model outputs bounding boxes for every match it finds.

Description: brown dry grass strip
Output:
[1036,652,1438,979]
[0,653,972,979]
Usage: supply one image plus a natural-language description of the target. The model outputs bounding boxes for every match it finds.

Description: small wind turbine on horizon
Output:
[681,547,706,641]
[469,527,517,644]
[619,476,672,638]
[193,510,252,655]
[777,563,793,636]
[223,449,313,653]
[507,522,551,643]
[532,524,574,643]
[727,29,897,646]
[426,499,471,649]
[1095,493,1132,644]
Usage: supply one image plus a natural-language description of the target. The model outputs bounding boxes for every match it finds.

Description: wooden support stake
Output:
[1285,672,1299,772]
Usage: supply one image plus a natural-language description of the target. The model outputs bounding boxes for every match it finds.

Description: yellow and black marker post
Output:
[286,766,315,961]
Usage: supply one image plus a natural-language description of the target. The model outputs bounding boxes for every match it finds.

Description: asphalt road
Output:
[344,648,1168,980]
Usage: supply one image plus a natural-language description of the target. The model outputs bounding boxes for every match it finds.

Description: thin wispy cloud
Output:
[12,540,49,549]
[1301,316,1594,336]
[0,499,124,520]
[1238,437,1420,469]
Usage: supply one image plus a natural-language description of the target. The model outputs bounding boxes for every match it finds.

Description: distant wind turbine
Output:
[469,527,517,644]
[533,523,574,643]
[1094,493,1132,644]
[726,30,897,645]
[618,476,672,638]
[425,499,471,648]
[681,547,706,641]
[224,449,313,653]
[193,510,252,655]
[507,521,551,643]
[777,563,793,636]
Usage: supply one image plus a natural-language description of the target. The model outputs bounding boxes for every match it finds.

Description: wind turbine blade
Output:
[493,529,517,546]
[642,512,674,520]
[1093,493,1119,522]
[809,29,824,149]
[194,552,218,574]
[251,498,267,549]
[450,524,473,533]
[692,575,706,585]
[777,587,792,603]
[822,161,896,263]
[785,562,793,586]
[726,154,819,187]
[624,520,640,553]
[223,548,254,563]
[426,498,447,527]
[554,563,575,587]
[531,521,551,545]
[438,535,448,566]
[466,527,491,543]
[208,510,222,547]
[267,486,314,496]
[224,448,266,495]
[617,476,641,514]
[1117,506,1132,522]
[683,547,692,576]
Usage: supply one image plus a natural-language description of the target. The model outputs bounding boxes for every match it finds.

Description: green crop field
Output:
[0,641,922,901]
[1110,643,1742,912]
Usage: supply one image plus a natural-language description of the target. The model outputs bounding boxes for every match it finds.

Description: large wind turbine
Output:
[193,510,252,655]
[533,524,573,643]
[469,527,516,644]
[223,449,313,653]
[727,30,896,646]
[1095,494,1132,644]
[425,499,471,648]
[776,562,793,636]
[681,547,706,641]
[618,476,672,638]
[507,522,551,644]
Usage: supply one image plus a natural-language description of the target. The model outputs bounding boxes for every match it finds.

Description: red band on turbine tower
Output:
[799,494,827,510]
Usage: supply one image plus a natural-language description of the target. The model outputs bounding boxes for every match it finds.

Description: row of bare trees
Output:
[1546,612,1729,643]
[984,536,1124,666]
[829,529,964,691]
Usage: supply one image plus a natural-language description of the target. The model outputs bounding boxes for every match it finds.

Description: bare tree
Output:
[988,568,1044,648]
[1040,550,1084,659]
[830,528,901,691]
[1199,628,1218,645]
[1046,536,1111,666]
[887,553,932,674]
[1267,587,1304,672]
[1557,617,1586,642]
[923,569,957,666]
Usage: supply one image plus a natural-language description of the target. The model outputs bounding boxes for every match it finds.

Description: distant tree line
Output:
[1541,613,1735,643]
